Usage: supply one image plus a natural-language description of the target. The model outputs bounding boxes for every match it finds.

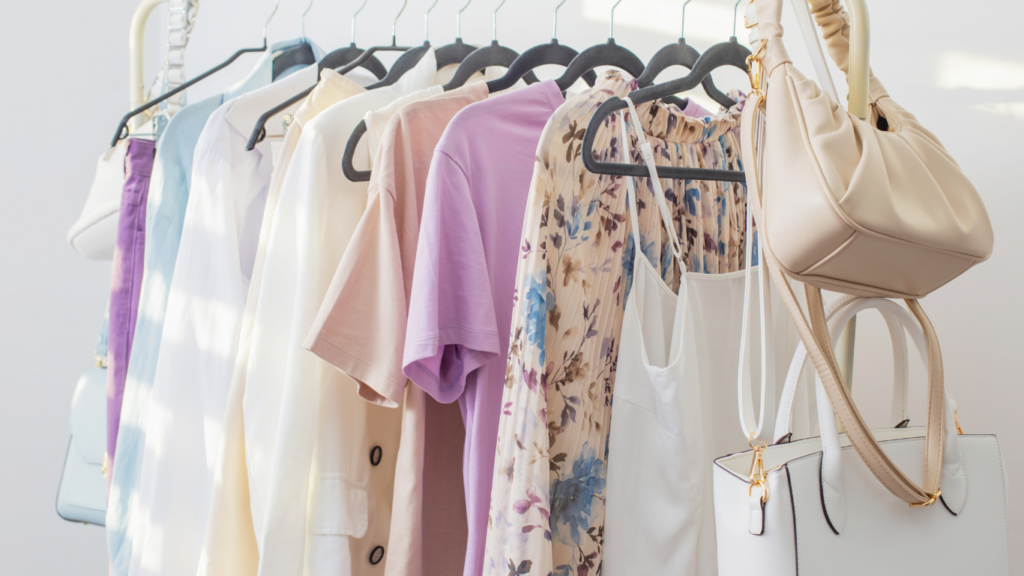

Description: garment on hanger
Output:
[402,79,566,576]
[198,66,369,576]
[106,137,155,479]
[237,49,454,573]
[364,86,444,164]
[242,53,442,576]
[124,58,329,576]
[600,100,806,576]
[106,39,320,576]
[482,71,749,576]
[305,82,494,576]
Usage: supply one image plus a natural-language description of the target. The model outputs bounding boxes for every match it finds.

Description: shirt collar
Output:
[223,38,325,102]
[223,61,320,144]
[293,69,367,130]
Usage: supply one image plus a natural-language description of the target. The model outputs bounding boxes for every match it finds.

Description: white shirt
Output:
[126,63,326,576]
[244,50,440,576]
[197,68,369,576]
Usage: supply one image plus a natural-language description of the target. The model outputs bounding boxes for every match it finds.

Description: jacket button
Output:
[370,446,382,466]
[369,545,385,565]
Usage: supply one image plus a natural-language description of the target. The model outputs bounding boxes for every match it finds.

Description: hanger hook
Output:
[681,0,692,39]
[425,0,440,42]
[610,0,623,40]
[392,0,410,45]
[553,0,567,40]
[262,0,280,46]
[351,0,368,44]
[457,0,474,40]
[493,0,506,42]
[732,0,742,38]
[302,0,315,43]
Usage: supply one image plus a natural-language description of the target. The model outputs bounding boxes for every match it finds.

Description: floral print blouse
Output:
[484,72,748,576]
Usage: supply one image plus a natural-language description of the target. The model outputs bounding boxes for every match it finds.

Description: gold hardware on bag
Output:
[746,40,767,98]
[102,453,109,479]
[747,435,769,504]
[909,490,942,508]
[743,0,758,30]
[954,410,964,435]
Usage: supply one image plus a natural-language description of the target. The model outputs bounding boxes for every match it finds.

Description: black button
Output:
[369,545,385,565]
[370,446,383,466]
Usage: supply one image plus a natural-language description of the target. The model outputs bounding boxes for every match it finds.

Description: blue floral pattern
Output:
[485,72,748,576]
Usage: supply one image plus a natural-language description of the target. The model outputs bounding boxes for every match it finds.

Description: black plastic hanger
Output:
[360,0,441,89]
[445,41,539,90]
[435,38,477,68]
[270,0,323,79]
[313,0,392,81]
[272,43,317,80]
[318,44,388,80]
[112,1,286,146]
[554,0,645,92]
[341,1,482,182]
[246,0,419,151]
[485,0,597,93]
[580,38,752,182]
[635,0,736,109]
[442,0,539,90]
[427,0,478,68]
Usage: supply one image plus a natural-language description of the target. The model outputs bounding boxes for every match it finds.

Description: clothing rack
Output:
[129,0,168,132]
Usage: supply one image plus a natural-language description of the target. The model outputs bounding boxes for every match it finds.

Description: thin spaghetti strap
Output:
[622,97,685,269]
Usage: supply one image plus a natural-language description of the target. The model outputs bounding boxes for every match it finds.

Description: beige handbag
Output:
[740,0,993,507]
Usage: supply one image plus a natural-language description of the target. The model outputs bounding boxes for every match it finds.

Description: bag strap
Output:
[740,91,945,506]
[752,0,888,104]
[748,0,838,103]
[736,167,776,444]
[773,295,912,443]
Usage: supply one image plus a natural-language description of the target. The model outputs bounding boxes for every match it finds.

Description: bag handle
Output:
[773,295,911,443]
[752,0,885,111]
[807,298,969,530]
[740,91,946,507]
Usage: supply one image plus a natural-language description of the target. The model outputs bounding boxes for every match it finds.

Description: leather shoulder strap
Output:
[740,92,944,506]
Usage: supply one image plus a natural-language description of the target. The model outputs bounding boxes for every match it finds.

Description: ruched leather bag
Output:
[739,0,994,509]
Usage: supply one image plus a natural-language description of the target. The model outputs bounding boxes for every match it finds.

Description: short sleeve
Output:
[304,188,408,407]
[402,149,501,404]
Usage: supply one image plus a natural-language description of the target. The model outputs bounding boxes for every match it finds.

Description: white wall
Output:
[0,0,1020,574]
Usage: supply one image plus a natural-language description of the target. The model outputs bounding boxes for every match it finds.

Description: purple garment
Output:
[403,80,565,576]
[107,138,155,467]
[682,97,712,117]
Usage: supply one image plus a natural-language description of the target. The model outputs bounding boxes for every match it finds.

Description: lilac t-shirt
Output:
[403,80,565,576]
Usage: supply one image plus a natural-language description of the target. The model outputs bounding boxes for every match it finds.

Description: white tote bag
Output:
[713,297,1009,575]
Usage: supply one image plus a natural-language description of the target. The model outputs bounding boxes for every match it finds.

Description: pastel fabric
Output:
[600,105,805,576]
[242,53,440,576]
[306,83,492,576]
[482,72,750,576]
[124,60,325,576]
[197,68,368,576]
[106,138,154,470]
[105,40,317,576]
[402,80,565,576]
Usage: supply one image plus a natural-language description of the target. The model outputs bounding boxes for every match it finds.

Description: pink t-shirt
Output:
[403,80,565,576]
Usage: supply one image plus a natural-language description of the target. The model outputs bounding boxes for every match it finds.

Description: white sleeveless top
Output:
[603,100,808,576]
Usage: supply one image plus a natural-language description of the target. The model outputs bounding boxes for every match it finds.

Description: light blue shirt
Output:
[105,39,322,575]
